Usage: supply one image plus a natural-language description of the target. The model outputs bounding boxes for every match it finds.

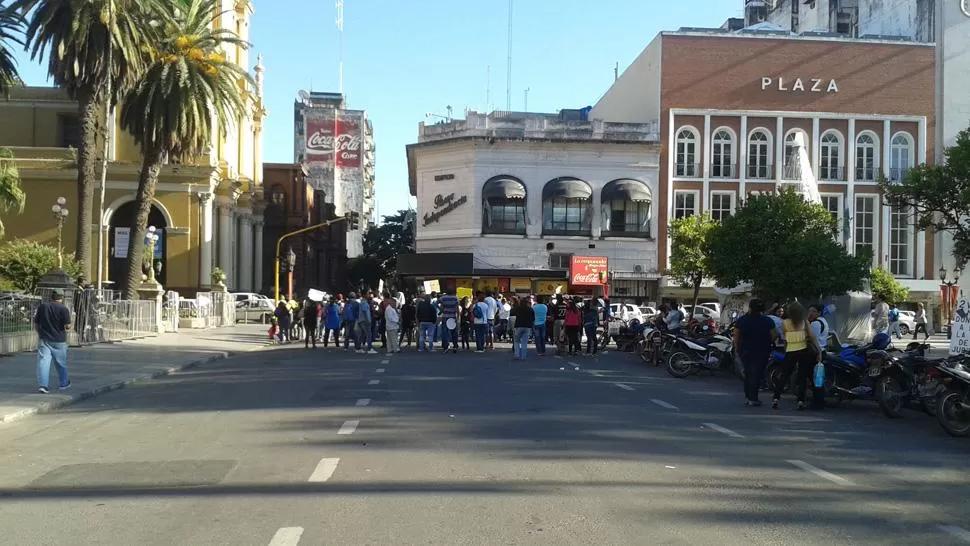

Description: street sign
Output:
[949,297,970,354]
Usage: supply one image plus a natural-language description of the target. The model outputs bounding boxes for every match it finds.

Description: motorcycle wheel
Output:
[875,376,905,419]
[635,340,649,363]
[766,361,786,393]
[666,351,694,378]
[936,390,970,437]
[921,398,938,417]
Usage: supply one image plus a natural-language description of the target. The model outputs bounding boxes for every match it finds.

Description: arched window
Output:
[481,176,527,235]
[711,129,735,178]
[269,184,285,207]
[855,132,879,182]
[675,128,698,177]
[783,130,808,180]
[819,130,843,181]
[747,129,771,179]
[541,177,592,236]
[890,132,914,181]
[600,179,652,238]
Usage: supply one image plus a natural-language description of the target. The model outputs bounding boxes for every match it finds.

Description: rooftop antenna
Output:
[614,62,619,81]
[506,0,513,111]
[486,65,491,113]
[336,0,344,94]
[524,87,530,111]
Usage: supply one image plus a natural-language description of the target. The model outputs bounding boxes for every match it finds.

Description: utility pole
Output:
[506,0,513,111]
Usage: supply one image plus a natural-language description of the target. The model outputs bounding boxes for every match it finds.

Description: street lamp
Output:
[51,197,69,269]
[145,226,160,283]
[940,265,963,340]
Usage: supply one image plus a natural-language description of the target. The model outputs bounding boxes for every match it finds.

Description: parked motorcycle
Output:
[819,334,924,405]
[665,325,738,379]
[869,343,936,418]
[934,357,970,437]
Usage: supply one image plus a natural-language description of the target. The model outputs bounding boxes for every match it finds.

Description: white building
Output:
[754,0,935,42]
[403,111,662,301]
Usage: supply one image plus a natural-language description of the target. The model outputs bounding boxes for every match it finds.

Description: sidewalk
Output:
[0,324,272,424]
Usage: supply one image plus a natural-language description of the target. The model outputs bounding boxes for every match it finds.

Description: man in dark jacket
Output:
[415,296,438,352]
[34,289,72,394]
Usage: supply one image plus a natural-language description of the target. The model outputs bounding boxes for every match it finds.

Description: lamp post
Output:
[940,265,963,340]
[145,226,160,284]
[51,197,69,269]
[286,247,296,300]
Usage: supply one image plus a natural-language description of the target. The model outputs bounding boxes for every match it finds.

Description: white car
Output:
[896,310,917,335]
[683,305,718,323]
[610,303,644,323]
[639,306,658,320]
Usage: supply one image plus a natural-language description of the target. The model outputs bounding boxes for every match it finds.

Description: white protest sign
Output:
[307,288,325,302]
[950,298,970,355]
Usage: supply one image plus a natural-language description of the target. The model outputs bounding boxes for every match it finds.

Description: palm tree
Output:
[17,0,153,280]
[0,148,26,237]
[0,2,23,94]
[119,0,250,297]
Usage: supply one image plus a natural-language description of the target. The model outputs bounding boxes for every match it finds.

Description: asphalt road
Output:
[0,341,969,546]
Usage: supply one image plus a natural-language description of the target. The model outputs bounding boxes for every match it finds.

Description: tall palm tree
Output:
[17,0,153,280]
[0,2,23,94]
[0,148,26,238]
[119,0,250,297]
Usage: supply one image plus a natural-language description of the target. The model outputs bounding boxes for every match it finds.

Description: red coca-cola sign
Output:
[305,116,334,158]
[570,256,608,286]
[335,117,362,167]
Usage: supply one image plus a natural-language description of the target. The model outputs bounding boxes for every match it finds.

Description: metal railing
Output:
[674,163,701,178]
[746,163,773,179]
[710,163,736,179]
[818,165,845,181]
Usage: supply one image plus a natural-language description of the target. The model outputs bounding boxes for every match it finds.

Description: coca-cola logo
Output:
[306,130,333,153]
[572,273,601,284]
[335,133,361,160]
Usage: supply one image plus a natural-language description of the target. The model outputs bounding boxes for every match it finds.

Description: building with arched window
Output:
[402,112,661,301]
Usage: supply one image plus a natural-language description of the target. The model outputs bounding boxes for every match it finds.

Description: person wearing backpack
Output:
[473,293,489,352]
[888,304,902,339]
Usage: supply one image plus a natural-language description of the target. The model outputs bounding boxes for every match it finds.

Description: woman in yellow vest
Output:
[772,302,823,411]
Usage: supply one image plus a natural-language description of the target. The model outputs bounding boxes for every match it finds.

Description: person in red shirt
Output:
[563,299,582,356]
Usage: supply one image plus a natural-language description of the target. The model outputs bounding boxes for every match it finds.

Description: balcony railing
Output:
[889,167,911,182]
[782,162,802,181]
[855,166,877,182]
[818,165,845,181]
[746,163,773,179]
[709,163,736,179]
[674,163,701,178]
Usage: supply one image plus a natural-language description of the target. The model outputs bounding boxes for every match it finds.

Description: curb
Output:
[0,351,231,425]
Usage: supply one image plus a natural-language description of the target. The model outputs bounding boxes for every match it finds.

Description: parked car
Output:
[610,303,644,323]
[897,310,916,335]
[639,306,658,321]
[236,296,275,323]
[683,305,719,323]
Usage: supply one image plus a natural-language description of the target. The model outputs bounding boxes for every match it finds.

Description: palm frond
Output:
[0,2,24,95]
[0,147,26,238]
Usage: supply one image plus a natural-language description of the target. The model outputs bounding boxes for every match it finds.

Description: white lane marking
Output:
[376,368,385,373]
[938,525,970,543]
[702,422,744,438]
[368,379,380,385]
[786,459,855,486]
[355,398,371,407]
[650,399,679,410]
[308,458,340,482]
[588,370,604,377]
[567,361,580,369]
[338,420,360,435]
[614,382,635,391]
[380,359,389,365]
[268,527,304,546]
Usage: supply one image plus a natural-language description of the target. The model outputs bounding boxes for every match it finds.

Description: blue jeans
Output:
[37,340,69,388]
[356,322,371,350]
[441,322,457,350]
[513,327,531,359]
[418,322,436,351]
[534,324,547,355]
[474,323,488,351]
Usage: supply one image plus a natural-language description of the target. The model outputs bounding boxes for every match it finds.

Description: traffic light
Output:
[345,211,360,230]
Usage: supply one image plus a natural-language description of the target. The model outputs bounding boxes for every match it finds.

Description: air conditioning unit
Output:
[633,264,644,273]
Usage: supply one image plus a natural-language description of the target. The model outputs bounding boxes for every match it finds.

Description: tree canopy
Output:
[0,148,25,238]
[667,213,717,309]
[870,266,909,305]
[348,210,415,292]
[704,189,870,302]
[880,126,970,268]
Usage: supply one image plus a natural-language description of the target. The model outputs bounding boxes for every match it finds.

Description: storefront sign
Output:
[760,77,839,93]
[570,256,608,286]
[510,278,532,292]
[423,192,468,226]
[951,297,970,355]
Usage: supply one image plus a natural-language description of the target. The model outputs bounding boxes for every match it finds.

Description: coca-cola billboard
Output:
[304,113,335,159]
[335,114,362,168]
[570,256,608,286]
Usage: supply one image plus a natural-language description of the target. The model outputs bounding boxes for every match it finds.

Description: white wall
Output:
[414,140,661,274]
[589,35,663,123]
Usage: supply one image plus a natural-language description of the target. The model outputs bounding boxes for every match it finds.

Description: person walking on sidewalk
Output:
[733,298,777,407]
[773,302,822,411]
[34,289,72,394]
[913,302,930,340]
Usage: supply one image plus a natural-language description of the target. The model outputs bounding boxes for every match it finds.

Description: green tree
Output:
[0,148,25,238]
[117,0,249,298]
[667,213,717,310]
[0,239,83,292]
[0,2,23,94]
[704,189,871,302]
[361,210,415,282]
[870,266,909,304]
[880,126,970,268]
[17,0,155,279]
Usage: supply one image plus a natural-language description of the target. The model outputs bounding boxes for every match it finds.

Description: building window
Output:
[856,132,879,182]
[890,206,911,276]
[710,192,734,222]
[890,132,914,182]
[711,128,735,178]
[601,179,652,238]
[854,195,876,259]
[482,176,527,235]
[541,177,592,236]
[747,129,771,179]
[549,253,572,269]
[673,191,698,219]
[58,114,81,149]
[783,130,807,180]
[819,131,843,181]
[675,128,698,177]
[820,193,842,241]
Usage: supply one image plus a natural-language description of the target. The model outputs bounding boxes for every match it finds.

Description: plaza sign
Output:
[761,77,839,93]
[423,192,468,226]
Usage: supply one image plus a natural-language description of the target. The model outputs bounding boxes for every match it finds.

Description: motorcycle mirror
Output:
[703,325,709,331]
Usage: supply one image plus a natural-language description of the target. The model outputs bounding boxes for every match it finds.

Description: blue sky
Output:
[10,0,743,217]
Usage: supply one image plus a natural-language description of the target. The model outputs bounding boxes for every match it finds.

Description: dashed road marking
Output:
[368,379,380,385]
[268,527,304,546]
[587,370,604,377]
[376,368,385,373]
[650,399,679,410]
[786,459,855,486]
[938,525,970,543]
[702,422,744,438]
[308,458,340,482]
[355,398,371,407]
[614,383,635,391]
[337,420,360,435]
[380,359,389,365]
[567,361,580,369]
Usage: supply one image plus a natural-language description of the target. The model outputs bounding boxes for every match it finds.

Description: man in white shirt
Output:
[484,292,498,349]
[473,293,490,352]
[808,304,830,354]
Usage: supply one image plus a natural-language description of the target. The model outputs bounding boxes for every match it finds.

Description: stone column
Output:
[197,192,214,289]
[217,198,232,289]
[253,215,265,294]
[238,210,254,291]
